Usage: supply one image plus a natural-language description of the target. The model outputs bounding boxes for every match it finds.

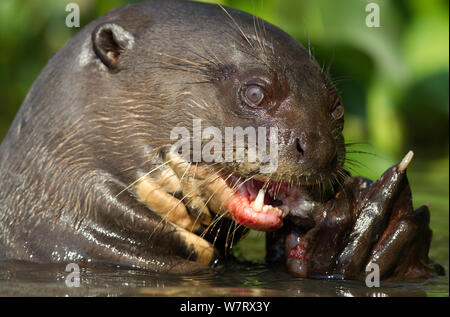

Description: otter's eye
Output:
[244,85,264,106]
[331,102,344,120]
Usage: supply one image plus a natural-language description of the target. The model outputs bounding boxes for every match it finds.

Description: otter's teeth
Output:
[251,188,265,212]
[279,205,290,216]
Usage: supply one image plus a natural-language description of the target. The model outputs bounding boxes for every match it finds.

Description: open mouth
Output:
[162,152,318,233]
[223,175,316,231]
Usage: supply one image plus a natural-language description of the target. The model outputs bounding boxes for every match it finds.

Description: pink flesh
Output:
[227,191,284,231]
[219,174,313,232]
[223,178,296,231]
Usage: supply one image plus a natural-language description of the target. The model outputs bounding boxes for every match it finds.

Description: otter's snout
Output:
[293,131,338,173]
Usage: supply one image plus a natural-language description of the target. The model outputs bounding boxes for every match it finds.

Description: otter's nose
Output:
[294,132,337,169]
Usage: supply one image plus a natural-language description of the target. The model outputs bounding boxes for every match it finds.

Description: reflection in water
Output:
[0,260,447,297]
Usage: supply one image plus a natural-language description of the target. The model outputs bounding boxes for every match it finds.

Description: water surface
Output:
[0,256,447,297]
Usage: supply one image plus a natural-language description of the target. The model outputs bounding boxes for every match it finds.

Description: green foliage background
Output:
[0,0,448,265]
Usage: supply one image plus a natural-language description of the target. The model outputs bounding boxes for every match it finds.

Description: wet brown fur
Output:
[0,0,344,273]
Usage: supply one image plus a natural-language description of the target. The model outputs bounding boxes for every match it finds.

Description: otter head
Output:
[89,1,345,234]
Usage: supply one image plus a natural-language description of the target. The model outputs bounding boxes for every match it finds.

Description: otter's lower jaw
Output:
[161,152,317,232]
[223,177,290,231]
[221,176,316,231]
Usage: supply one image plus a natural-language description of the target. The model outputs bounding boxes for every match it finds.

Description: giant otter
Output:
[0,0,443,278]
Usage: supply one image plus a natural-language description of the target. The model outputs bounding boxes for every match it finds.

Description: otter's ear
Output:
[92,23,135,71]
